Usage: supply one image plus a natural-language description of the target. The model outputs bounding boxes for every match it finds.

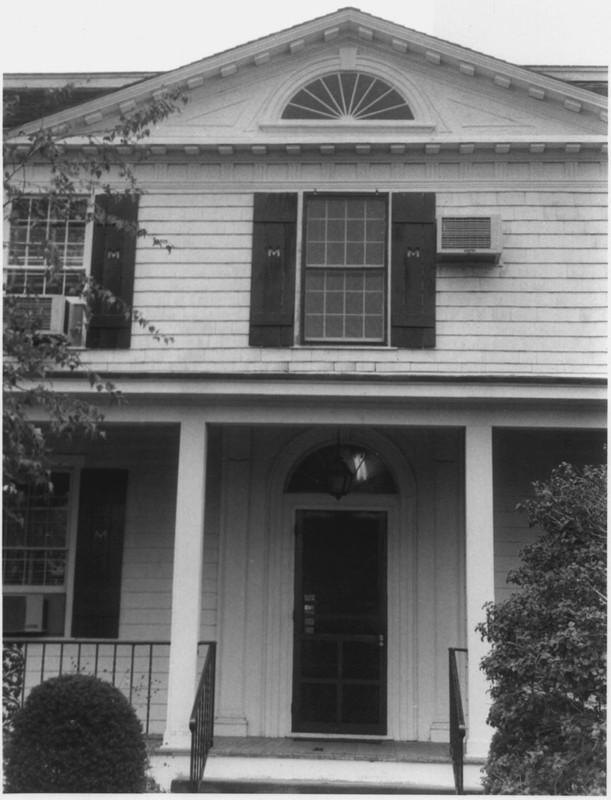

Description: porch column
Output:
[163,418,207,750]
[464,425,495,759]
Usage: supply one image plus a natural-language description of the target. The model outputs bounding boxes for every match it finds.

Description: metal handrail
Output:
[3,637,170,736]
[449,647,468,795]
[189,641,217,792]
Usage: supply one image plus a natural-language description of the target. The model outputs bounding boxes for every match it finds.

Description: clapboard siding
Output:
[70,173,607,377]
[493,430,606,603]
[57,425,219,643]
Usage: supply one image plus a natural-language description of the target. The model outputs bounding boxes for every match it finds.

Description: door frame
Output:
[263,490,415,740]
[292,509,389,735]
[261,428,418,740]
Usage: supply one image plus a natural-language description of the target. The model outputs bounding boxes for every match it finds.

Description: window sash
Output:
[6,195,90,295]
[303,195,387,344]
[3,473,71,588]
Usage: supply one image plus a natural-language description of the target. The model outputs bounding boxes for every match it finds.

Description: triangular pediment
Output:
[8,7,607,149]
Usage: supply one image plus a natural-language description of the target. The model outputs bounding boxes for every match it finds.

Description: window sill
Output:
[290,344,398,351]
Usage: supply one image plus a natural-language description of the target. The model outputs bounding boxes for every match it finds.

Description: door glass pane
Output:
[343,641,380,679]
[301,684,337,723]
[342,685,380,724]
[301,640,338,679]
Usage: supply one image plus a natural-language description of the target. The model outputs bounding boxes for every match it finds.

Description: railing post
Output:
[449,647,467,795]
[189,642,217,791]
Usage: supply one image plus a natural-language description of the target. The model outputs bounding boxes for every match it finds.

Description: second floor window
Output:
[303,196,387,343]
[6,196,89,295]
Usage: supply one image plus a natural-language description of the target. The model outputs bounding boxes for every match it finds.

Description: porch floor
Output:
[209,736,450,763]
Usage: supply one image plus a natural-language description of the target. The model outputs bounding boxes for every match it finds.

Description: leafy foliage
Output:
[478,463,606,794]
[3,88,184,513]
[4,673,148,792]
[2,642,24,734]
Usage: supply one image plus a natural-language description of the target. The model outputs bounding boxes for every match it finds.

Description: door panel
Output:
[292,511,387,735]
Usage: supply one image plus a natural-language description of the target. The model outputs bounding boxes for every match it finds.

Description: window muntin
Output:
[3,473,71,587]
[303,196,387,343]
[6,196,88,295]
[282,72,413,121]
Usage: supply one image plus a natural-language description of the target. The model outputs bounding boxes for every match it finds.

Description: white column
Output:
[163,417,207,750]
[464,425,495,759]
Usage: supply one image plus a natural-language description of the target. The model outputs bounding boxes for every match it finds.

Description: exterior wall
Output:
[64,153,607,379]
[493,428,606,602]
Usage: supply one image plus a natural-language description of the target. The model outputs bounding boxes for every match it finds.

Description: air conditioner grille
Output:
[3,596,27,632]
[441,217,492,249]
[5,296,55,329]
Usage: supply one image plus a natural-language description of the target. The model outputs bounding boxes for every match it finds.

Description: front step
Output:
[199,778,454,793]
[177,738,484,794]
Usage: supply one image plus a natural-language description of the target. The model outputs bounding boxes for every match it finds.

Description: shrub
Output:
[3,642,24,734]
[4,673,148,793]
[478,463,606,795]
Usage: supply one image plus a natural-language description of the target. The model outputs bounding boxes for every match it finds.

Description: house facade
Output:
[3,8,607,792]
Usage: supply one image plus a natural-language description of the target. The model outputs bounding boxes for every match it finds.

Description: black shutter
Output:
[72,469,128,639]
[249,193,297,347]
[86,194,139,349]
[391,193,436,348]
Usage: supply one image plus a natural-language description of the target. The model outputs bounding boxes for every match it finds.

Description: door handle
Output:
[379,635,385,648]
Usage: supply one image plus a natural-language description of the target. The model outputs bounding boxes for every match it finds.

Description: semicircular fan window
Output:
[282,72,414,121]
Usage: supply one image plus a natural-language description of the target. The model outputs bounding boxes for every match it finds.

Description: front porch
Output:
[167,736,484,794]
[3,385,606,792]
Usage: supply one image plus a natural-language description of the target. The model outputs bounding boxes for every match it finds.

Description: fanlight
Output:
[286,440,398,499]
[282,72,414,121]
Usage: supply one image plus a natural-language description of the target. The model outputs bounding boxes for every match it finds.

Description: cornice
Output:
[7,9,608,138]
[8,137,608,159]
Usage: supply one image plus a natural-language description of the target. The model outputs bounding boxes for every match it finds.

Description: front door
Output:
[292,510,387,735]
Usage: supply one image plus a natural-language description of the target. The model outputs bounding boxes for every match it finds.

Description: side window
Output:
[6,196,89,296]
[303,195,387,344]
[5,193,138,350]
[3,472,72,636]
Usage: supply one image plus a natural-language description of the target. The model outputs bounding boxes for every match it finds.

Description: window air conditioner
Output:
[437,215,502,263]
[3,595,46,634]
[6,295,87,346]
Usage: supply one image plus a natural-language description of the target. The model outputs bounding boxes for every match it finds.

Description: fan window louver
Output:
[282,72,413,121]
[441,217,492,249]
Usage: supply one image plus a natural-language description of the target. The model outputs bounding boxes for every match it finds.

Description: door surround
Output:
[261,427,417,740]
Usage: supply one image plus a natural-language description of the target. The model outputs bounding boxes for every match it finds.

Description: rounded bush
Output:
[4,673,148,793]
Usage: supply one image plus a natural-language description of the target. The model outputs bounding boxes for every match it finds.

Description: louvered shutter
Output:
[391,193,436,348]
[249,193,297,347]
[72,469,128,638]
[86,194,138,349]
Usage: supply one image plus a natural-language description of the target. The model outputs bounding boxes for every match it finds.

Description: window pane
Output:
[346,220,365,240]
[8,195,88,287]
[326,242,345,266]
[346,242,364,265]
[3,473,70,587]
[304,314,324,339]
